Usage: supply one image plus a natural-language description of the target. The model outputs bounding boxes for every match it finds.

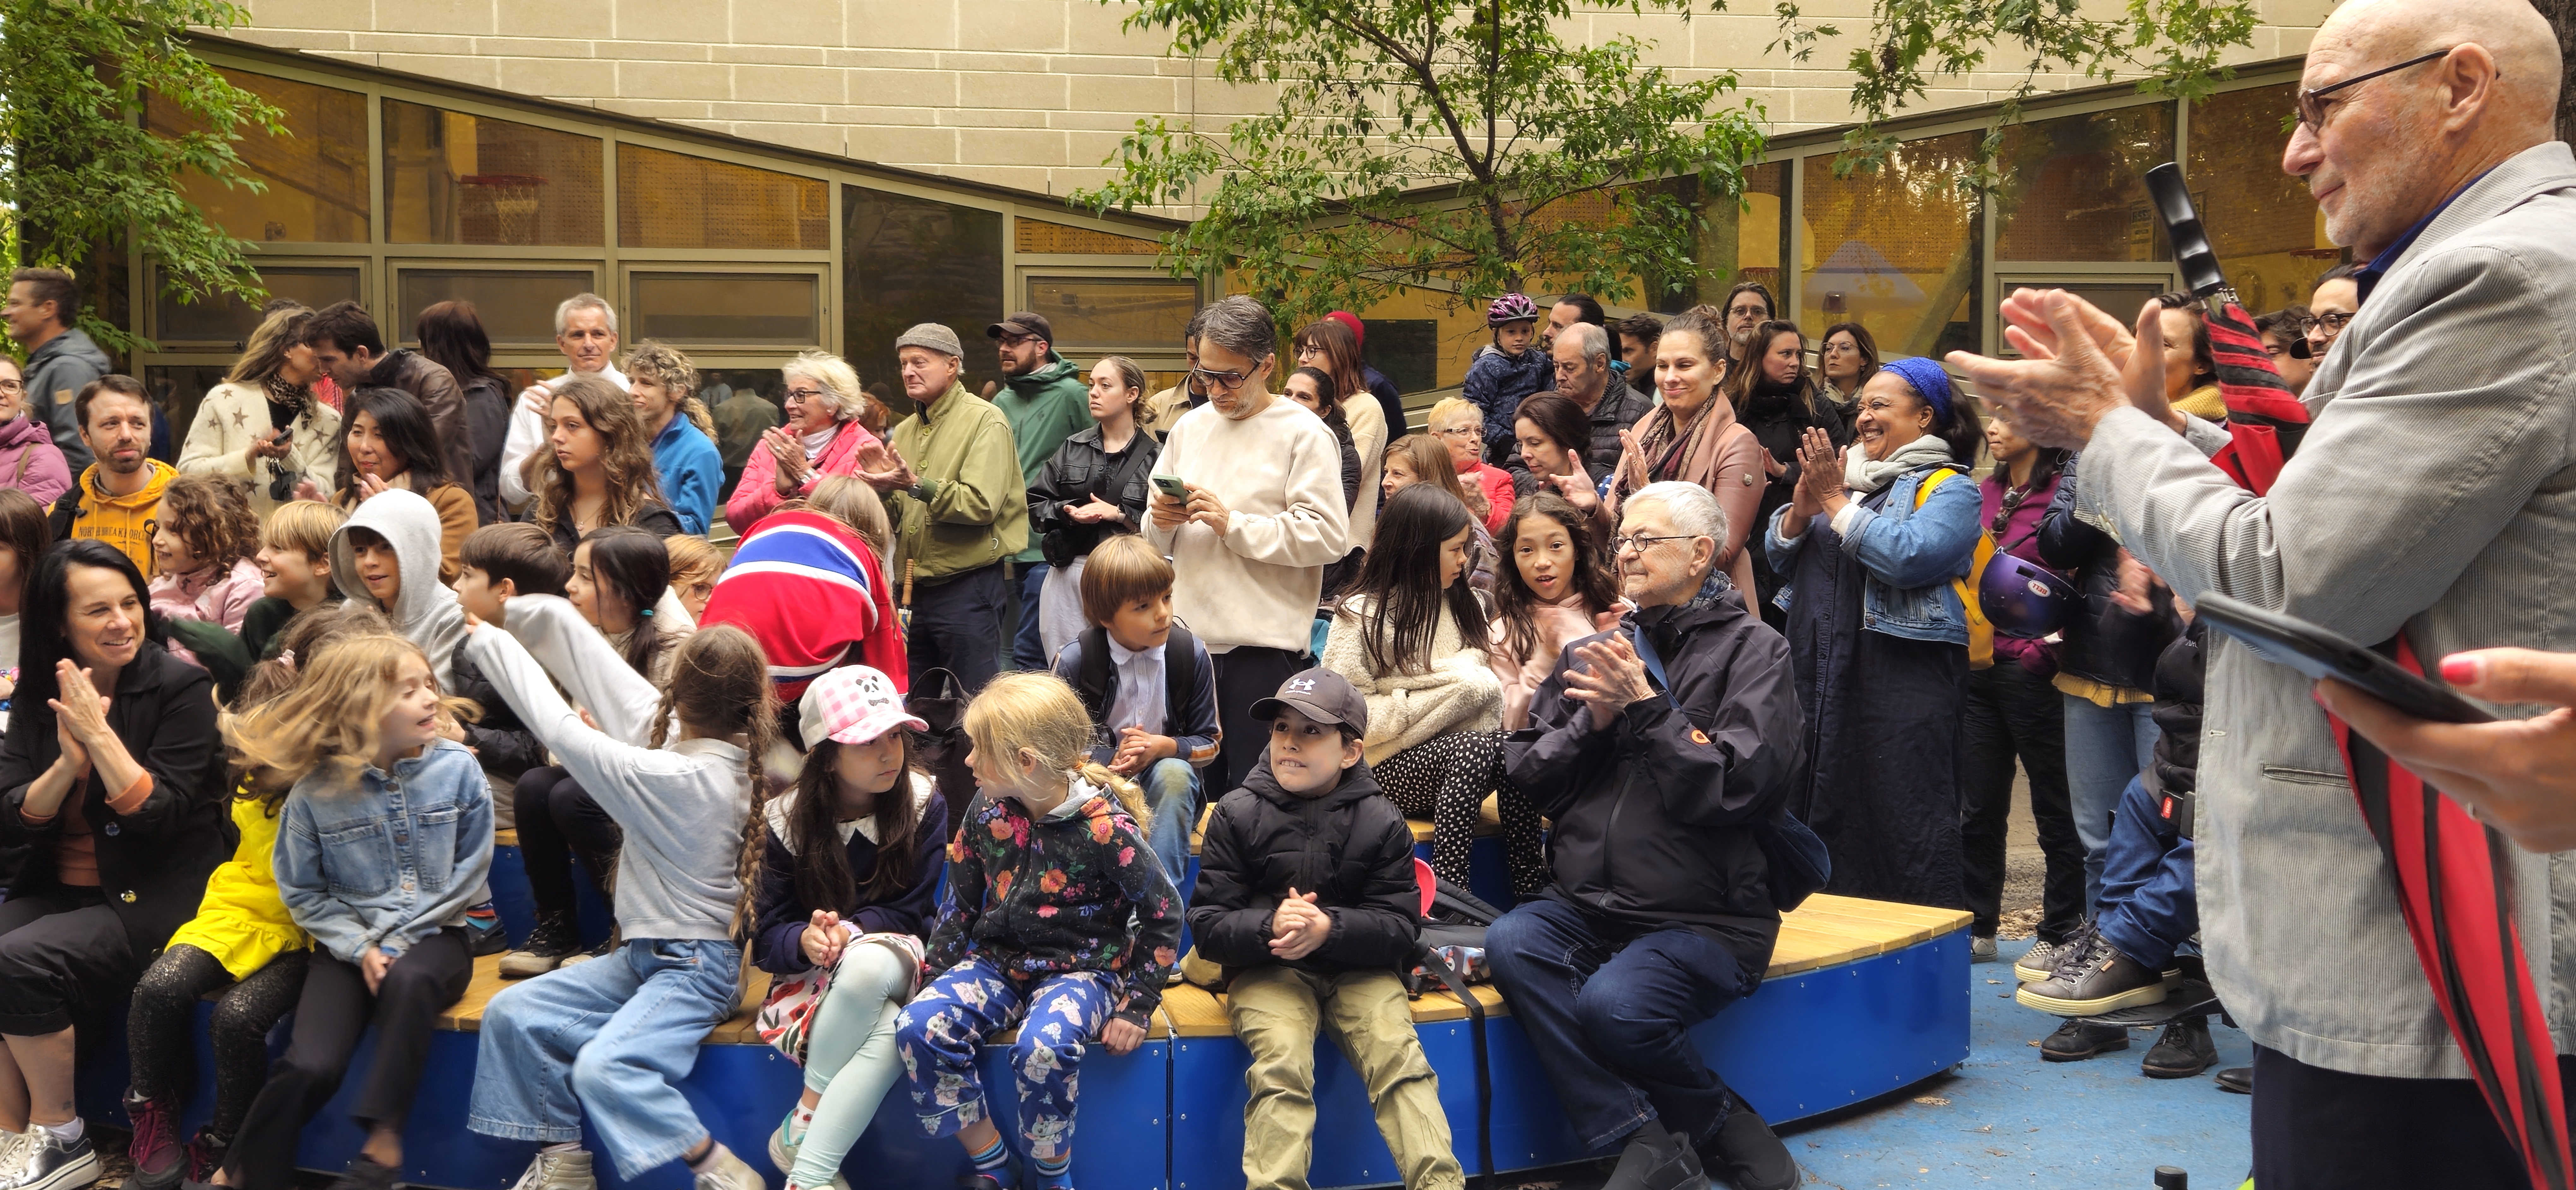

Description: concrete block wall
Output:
[224,0,2336,208]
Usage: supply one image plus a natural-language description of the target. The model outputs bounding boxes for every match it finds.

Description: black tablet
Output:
[2194,592,2494,724]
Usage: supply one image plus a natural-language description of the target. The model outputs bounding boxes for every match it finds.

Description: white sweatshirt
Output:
[1143,394,1349,654]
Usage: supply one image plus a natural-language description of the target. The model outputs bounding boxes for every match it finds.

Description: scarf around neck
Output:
[1843,434,1956,496]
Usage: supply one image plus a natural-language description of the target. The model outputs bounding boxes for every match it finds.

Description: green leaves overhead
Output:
[1076,0,1770,326]
[2,0,284,355]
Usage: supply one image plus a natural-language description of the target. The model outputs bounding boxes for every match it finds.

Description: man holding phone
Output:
[1949,2,2576,1182]
[1144,296,1348,789]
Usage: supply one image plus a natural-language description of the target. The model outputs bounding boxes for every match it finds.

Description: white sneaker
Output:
[691,1145,763,1190]
[510,1148,597,1190]
[1970,935,1999,963]
[0,1129,98,1190]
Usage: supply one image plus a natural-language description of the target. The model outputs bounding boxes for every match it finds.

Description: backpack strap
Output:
[1162,620,1200,738]
[1912,468,1996,670]
[1418,948,1495,1189]
[1073,624,1116,726]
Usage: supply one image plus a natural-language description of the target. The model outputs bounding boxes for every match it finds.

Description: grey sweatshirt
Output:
[332,488,469,690]
[462,595,748,942]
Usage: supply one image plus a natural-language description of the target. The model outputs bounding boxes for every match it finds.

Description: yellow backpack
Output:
[1912,468,1996,670]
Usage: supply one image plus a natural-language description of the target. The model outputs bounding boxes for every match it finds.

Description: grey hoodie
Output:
[331,488,468,689]
[23,328,110,473]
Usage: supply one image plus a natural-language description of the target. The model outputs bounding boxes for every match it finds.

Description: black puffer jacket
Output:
[2145,618,2204,796]
[2037,452,2170,689]
[449,645,548,782]
[1027,425,1162,568]
[1189,758,1421,979]
[1505,585,1804,963]
[1739,377,1850,616]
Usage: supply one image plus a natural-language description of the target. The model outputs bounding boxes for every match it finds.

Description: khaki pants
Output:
[1226,966,1465,1190]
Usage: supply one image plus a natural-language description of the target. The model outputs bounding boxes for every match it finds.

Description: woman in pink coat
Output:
[723,350,880,536]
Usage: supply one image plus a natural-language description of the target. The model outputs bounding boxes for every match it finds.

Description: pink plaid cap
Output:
[799,665,927,746]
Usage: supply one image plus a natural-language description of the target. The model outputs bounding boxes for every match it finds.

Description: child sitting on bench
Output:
[1189,668,1463,1190]
[1048,533,1219,904]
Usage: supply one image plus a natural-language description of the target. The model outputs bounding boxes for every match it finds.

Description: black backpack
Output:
[1067,621,1202,743]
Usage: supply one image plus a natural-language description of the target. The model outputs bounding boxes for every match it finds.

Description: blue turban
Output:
[1880,356,1956,425]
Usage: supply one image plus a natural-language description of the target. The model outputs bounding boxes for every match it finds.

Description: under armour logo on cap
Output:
[1288,677,1318,693]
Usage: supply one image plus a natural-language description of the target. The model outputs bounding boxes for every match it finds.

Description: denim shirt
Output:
[1764,462,1984,644]
[273,738,492,964]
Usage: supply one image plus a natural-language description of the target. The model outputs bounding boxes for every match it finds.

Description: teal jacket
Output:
[993,352,1094,563]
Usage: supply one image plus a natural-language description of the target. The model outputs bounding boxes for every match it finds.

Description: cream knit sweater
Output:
[1321,593,1504,765]
[1144,395,1350,654]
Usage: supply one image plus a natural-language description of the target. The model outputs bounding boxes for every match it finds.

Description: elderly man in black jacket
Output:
[1190,669,1464,1190]
[1491,480,1804,1190]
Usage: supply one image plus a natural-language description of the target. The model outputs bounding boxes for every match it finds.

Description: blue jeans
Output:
[894,956,1118,1162]
[2062,695,2158,915]
[1485,897,1757,1152]
[467,938,743,1179]
[1009,561,1051,672]
[1140,757,1203,907]
[2095,775,2196,969]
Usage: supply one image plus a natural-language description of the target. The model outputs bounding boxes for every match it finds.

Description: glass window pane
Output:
[1799,132,1985,359]
[630,273,819,345]
[1023,277,1196,352]
[154,265,361,345]
[2189,83,2343,314]
[1016,219,1161,255]
[621,145,830,250]
[146,69,368,244]
[844,185,1006,415]
[1629,162,1788,314]
[384,99,605,247]
[396,269,597,346]
[1995,106,2176,262]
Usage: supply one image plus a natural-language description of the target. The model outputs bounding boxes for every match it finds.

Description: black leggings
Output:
[1374,730,1546,896]
[126,944,310,1145]
[512,766,622,920]
[227,929,472,1190]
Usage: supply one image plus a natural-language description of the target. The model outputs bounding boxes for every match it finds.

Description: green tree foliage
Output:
[1076,0,1771,324]
[2,0,283,354]
[1770,0,2261,183]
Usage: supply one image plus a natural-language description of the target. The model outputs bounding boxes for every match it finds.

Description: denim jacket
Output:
[274,739,492,965]
[1764,462,1983,645]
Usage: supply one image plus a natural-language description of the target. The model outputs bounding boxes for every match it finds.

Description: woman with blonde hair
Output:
[529,374,682,553]
[179,306,341,519]
[623,341,724,537]
[725,351,881,536]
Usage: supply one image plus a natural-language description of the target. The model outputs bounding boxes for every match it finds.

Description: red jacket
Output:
[701,509,906,700]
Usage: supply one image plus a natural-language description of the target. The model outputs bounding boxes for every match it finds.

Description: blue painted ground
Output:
[1509,938,2254,1190]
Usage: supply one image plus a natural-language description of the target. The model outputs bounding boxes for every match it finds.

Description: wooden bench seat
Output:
[1158,894,1970,1035]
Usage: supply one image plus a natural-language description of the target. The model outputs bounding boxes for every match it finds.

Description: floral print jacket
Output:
[925,778,1183,1029]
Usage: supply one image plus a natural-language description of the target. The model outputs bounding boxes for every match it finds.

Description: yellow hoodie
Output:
[62,459,175,578]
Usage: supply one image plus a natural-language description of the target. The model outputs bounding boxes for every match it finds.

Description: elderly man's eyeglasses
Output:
[1191,368,1253,393]
[2296,48,2467,132]
[1610,533,1701,554]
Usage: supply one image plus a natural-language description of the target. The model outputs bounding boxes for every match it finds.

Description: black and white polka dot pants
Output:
[1372,729,1547,897]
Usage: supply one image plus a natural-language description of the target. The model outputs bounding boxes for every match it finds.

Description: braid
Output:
[731,694,782,939]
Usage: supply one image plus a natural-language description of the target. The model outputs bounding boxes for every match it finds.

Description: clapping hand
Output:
[48,661,111,762]
[1270,888,1331,960]
[1565,634,1654,731]
[1614,427,1651,491]
[1790,428,1844,517]
[799,909,852,969]
[856,439,915,493]
[293,477,325,504]
[356,472,392,500]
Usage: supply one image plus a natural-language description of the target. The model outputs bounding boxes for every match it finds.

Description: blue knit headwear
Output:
[1879,356,1955,425]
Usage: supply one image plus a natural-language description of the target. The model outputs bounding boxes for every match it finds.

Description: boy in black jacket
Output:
[1189,669,1464,1190]
[447,523,566,825]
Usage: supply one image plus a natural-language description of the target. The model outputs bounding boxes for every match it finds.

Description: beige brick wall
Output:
[226,0,2334,204]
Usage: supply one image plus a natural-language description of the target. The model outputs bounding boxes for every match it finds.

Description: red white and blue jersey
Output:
[701,509,907,700]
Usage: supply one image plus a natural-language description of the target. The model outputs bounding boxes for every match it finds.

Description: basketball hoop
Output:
[460,173,547,246]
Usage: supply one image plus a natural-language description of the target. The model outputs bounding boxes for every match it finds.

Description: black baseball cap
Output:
[987,311,1054,343]
[1249,668,1369,736]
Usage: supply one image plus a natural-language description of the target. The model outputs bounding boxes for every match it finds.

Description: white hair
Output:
[1563,321,1611,363]
[781,350,864,421]
[554,292,618,336]
[1629,481,1729,576]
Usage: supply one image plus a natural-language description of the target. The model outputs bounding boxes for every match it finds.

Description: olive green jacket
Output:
[887,382,1029,585]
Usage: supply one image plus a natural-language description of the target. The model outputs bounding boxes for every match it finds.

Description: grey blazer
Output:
[2077,140,2576,1080]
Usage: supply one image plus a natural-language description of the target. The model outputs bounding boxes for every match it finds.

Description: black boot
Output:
[1602,1120,1709,1190]
[1702,1100,1798,1190]
[2039,1019,2131,1062]
[2141,1015,2218,1079]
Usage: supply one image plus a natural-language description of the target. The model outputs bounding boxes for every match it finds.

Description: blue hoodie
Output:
[650,412,724,536]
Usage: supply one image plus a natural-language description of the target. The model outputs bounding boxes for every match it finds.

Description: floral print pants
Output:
[894,956,1117,1162]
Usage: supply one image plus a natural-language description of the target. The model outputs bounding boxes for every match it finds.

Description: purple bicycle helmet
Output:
[1486,293,1541,326]
[1980,552,2074,639]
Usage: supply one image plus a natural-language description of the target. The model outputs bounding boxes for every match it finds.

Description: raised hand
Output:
[1549,462,1599,514]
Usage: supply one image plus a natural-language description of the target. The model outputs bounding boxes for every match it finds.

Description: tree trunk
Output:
[2538,0,2576,145]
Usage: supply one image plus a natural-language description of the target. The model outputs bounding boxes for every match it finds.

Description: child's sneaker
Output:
[122,1093,183,1190]
[766,1103,812,1173]
[689,1145,761,1190]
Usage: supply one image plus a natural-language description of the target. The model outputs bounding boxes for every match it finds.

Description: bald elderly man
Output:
[1950,1,2576,1184]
